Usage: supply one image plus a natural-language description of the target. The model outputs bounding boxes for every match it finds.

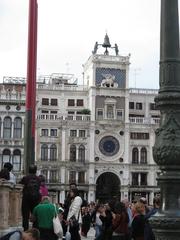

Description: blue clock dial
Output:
[99,136,120,156]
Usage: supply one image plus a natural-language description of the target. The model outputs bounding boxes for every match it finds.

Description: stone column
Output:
[9,184,23,227]
[151,0,180,239]
[0,181,13,230]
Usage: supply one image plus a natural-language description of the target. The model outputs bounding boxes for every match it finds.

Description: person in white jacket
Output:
[67,188,82,240]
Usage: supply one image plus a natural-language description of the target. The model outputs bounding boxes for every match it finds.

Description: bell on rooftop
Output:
[102,33,111,48]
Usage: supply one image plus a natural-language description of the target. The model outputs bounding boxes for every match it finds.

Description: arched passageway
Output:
[96,172,120,203]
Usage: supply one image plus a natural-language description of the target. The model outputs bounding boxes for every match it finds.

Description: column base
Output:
[150,214,180,240]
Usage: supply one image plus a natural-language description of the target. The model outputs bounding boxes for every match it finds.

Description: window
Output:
[132,173,139,186]
[77,99,84,106]
[130,132,149,140]
[49,170,58,183]
[42,110,49,114]
[41,144,48,161]
[97,109,103,120]
[13,117,22,138]
[70,145,76,162]
[132,148,139,164]
[50,129,57,137]
[117,110,123,120]
[78,172,85,184]
[3,117,12,138]
[136,102,143,110]
[51,98,58,106]
[50,111,57,114]
[2,149,11,166]
[150,103,157,110]
[41,129,48,136]
[68,111,75,115]
[78,145,85,162]
[79,130,85,138]
[70,130,77,137]
[12,149,21,171]
[42,98,49,105]
[69,171,76,183]
[140,173,147,186]
[140,147,147,164]
[107,105,114,119]
[50,144,57,161]
[68,99,75,106]
[129,102,134,109]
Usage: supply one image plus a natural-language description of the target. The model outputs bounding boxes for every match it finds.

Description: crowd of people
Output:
[0,164,160,240]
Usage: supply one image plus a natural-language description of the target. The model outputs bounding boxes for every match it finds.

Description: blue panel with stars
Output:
[96,68,126,88]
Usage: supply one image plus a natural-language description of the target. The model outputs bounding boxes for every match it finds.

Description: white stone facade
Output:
[35,52,160,204]
[0,51,160,205]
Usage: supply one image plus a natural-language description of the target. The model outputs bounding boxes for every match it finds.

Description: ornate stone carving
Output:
[160,61,180,87]
[153,112,180,166]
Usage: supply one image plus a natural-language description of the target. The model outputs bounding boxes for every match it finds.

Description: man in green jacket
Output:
[32,196,60,240]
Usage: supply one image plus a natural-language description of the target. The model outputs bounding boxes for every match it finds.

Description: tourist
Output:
[131,201,146,240]
[19,165,41,230]
[67,188,82,240]
[99,203,113,240]
[111,201,129,240]
[0,228,40,240]
[32,196,62,240]
[4,162,16,184]
[81,206,91,237]
[144,197,160,240]
[38,174,48,198]
[62,182,77,236]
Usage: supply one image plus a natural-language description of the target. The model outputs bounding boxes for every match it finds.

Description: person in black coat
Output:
[131,201,146,240]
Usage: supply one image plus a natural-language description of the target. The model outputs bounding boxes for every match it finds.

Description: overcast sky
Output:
[0,0,162,89]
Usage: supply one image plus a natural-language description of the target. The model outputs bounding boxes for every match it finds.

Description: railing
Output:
[129,88,158,95]
[37,114,91,121]
[37,84,88,91]
[129,117,160,124]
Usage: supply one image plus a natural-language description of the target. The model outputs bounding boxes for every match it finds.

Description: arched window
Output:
[3,117,12,138]
[2,149,11,165]
[13,149,21,171]
[41,144,48,161]
[78,145,85,163]
[50,144,57,161]
[70,145,76,162]
[140,147,147,164]
[132,147,139,164]
[14,117,22,138]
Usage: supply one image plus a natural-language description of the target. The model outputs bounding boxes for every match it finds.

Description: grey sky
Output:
[0,0,162,88]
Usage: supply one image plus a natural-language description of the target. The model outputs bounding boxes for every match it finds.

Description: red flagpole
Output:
[24,0,38,174]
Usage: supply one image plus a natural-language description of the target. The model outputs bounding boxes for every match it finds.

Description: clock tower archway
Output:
[96,172,120,203]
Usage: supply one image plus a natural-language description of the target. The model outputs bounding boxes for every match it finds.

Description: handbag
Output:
[70,210,80,228]
[65,226,71,240]
[70,215,79,228]
[53,204,63,238]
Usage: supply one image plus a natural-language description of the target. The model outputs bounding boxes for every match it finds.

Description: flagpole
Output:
[24,0,38,174]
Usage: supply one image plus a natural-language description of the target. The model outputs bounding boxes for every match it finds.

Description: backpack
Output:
[25,176,40,201]
[0,230,22,240]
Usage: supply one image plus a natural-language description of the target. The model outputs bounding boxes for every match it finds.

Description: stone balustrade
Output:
[0,181,23,236]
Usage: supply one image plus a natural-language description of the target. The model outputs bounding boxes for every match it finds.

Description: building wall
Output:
[0,54,160,205]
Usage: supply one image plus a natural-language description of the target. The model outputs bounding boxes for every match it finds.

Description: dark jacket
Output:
[131,214,145,240]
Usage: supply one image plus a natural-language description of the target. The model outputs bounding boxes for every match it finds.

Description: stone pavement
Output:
[81,227,95,240]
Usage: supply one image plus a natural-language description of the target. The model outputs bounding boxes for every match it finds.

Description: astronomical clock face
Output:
[99,136,120,156]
